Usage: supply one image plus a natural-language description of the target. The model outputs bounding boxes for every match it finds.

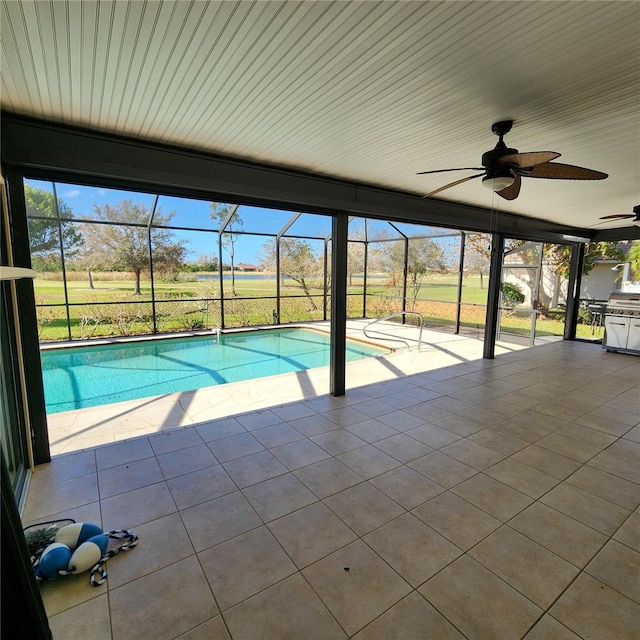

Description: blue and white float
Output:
[68,534,109,574]
[31,522,138,586]
[36,542,72,579]
[54,522,103,550]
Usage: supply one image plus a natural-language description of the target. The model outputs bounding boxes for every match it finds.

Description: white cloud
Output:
[64,189,80,198]
[97,189,107,196]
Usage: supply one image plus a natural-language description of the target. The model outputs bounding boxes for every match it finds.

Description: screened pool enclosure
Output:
[25,179,576,345]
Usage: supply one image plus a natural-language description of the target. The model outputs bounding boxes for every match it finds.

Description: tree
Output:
[368,230,405,290]
[347,240,365,286]
[544,242,626,279]
[346,220,366,287]
[463,234,527,288]
[404,238,446,306]
[372,231,446,308]
[260,238,321,310]
[463,234,492,288]
[211,203,243,296]
[25,185,84,270]
[82,200,186,295]
[627,240,640,281]
[154,240,188,281]
[196,253,219,272]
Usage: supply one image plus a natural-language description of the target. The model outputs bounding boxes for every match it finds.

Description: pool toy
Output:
[27,521,138,586]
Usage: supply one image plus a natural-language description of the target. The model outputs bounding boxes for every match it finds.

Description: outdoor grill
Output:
[603,292,640,354]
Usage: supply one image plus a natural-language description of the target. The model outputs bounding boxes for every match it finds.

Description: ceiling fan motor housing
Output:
[482,146,518,168]
[483,120,517,168]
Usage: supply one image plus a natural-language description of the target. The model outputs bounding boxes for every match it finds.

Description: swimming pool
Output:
[41,328,389,413]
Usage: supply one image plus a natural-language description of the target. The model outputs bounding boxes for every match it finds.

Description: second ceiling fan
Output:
[417,120,608,200]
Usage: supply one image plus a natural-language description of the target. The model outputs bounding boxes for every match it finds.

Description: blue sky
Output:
[26,178,333,264]
[26,179,460,265]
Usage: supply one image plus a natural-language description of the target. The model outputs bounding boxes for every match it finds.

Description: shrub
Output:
[501,283,525,307]
[547,307,566,321]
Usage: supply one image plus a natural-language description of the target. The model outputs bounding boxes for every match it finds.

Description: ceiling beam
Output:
[591,226,640,242]
[1,113,606,244]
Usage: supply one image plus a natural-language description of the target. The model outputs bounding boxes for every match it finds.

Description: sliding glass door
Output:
[0,283,29,498]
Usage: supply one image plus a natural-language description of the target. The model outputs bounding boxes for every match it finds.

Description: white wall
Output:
[580,263,619,300]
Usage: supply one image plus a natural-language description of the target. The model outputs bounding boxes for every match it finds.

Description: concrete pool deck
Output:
[45,320,531,456]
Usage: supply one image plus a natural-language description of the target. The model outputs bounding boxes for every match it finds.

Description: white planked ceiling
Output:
[2,1,639,231]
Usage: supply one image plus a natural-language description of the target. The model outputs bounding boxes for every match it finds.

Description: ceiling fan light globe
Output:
[482,175,515,191]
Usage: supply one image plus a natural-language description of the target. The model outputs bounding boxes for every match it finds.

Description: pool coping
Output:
[39,322,395,352]
[41,323,394,415]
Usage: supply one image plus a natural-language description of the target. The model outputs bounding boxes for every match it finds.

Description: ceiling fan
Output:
[417,120,608,200]
[597,204,640,226]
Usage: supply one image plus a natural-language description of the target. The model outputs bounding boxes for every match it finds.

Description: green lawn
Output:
[33,272,595,342]
[34,272,490,301]
[415,274,490,305]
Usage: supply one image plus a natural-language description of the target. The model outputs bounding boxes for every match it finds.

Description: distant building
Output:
[236,263,260,272]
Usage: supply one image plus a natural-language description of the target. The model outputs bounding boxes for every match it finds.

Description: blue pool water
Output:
[41,328,389,413]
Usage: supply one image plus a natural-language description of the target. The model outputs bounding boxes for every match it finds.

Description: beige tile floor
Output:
[22,333,640,639]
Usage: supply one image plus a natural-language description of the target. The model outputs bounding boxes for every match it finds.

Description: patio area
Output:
[22,336,640,639]
[43,320,532,456]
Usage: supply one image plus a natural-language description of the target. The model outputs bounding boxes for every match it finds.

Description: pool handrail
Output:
[363,312,424,351]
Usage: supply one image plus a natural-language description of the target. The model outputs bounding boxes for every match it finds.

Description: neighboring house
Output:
[503,243,639,308]
[236,263,260,271]
[580,260,625,301]
[581,259,640,299]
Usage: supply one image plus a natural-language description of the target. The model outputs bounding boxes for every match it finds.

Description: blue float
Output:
[37,543,72,579]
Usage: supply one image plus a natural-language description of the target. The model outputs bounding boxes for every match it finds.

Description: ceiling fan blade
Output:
[588,218,635,228]
[417,167,483,175]
[499,151,560,168]
[496,173,521,200]
[525,162,608,180]
[599,206,639,220]
[424,173,484,197]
